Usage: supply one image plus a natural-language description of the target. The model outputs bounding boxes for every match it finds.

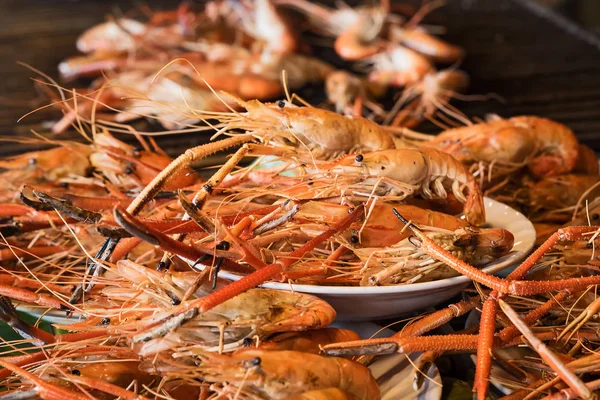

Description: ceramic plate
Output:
[207,197,536,320]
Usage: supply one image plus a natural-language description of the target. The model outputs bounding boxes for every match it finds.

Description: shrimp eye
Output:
[124,166,134,175]
[243,338,252,347]
[350,235,359,244]
[593,213,599,220]
[71,369,81,376]
[29,158,37,165]
[277,100,285,108]
[100,317,110,325]
[355,154,364,162]
[171,298,181,306]
[216,241,230,251]
[251,357,262,366]
[587,242,594,249]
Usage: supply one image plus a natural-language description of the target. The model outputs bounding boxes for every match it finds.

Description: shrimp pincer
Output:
[329,147,486,225]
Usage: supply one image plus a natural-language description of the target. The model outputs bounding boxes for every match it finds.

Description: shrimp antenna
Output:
[282,70,291,103]
[152,57,239,114]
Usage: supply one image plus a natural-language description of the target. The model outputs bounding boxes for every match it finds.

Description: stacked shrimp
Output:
[275,0,469,126]
[51,0,334,132]
[0,135,385,399]
[401,115,600,246]
[50,0,470,136]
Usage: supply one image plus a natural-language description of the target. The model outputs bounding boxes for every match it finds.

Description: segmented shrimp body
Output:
[429,116,580,178]
[357,226,514,285]
[329,147,485,225]
[221,96,401,159]
[148,349,380,400]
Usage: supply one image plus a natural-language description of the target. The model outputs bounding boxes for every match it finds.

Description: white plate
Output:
[210,197,536,320]
[334,321,442,400]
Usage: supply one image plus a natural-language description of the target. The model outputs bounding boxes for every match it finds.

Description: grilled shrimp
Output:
[145,349,380,400]
[76,18,184,54]
[334,7,387,60]
[90,132,197,190]
[329,147,485,225]
[366,45,434,87]
[296,201,467,247]
[389,25,464,63]
[0,145,91,184]
[429,116,580,178]
[357,226,514,285]
[247,0,298,54]
[218,95,402,159]
[276,0,383,38]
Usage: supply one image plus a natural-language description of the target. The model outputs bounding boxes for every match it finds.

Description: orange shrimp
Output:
[366,45,434,87]
[328,148,485,225]
[295,201,467,247]
[334,7,387,60]
[90,131,197,190]
[146,349,380,400]
[217,95,402,159]
[248,0,298,54]
[429,116,580,178]
[389,25,464,63]
[0,145,91,183]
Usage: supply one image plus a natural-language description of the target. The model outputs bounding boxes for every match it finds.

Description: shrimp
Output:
[334,7,387,60]
[89,132,198,190]
[0,145,92,184]
[241,0,298,54]
[144,349,380,400]
[217,95,402,159]
[366,45,434,87]
[389,25,464,63]
[428,116,580,178]
[110,71,235,130]
[275,0,382,38]
[107,260,336,354]
[356,226,514,285]
[387,69,470,128]
[328,147,485,225]
[76,19,146,54]
[295,201,467,247]
[526,174,600,213]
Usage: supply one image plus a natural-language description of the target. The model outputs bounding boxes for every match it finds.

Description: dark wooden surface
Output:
[1,0,600,157]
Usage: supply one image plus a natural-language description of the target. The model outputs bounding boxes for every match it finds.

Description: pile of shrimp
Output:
[4,1,600,399]
[41,0,471,136]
